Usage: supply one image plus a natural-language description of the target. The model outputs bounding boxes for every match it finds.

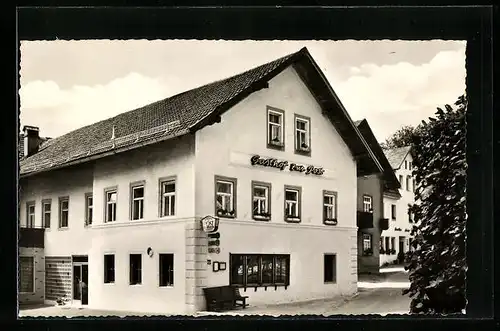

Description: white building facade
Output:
[18,48,382,314]
[380,146,415,266]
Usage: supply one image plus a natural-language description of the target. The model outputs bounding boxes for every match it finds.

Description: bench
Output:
[203,286,249,312]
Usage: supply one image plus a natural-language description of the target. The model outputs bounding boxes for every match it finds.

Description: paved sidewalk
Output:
[19,268,412,318]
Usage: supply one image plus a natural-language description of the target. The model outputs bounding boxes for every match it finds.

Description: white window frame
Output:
[252,182,270,220]
[131,184,145,220]
[85,194,93,226]
[284,187,301,221]
[58,197,69,228]
[363,195,373,213]
[363,233,372,250]
[105,189,117,223]
[215,177,236,218]
[323,191,337,221]
[19,256,35,293]
[295,116,310,152]
[160,179,176,217]
[26,202,35,228]
[267,108,284,147]
[42,200,51,228]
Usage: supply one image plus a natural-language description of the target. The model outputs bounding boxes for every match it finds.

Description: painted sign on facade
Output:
[250,155,325,176]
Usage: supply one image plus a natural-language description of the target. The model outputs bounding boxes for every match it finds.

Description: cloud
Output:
[328,48,466,140]
[20,73,170,137]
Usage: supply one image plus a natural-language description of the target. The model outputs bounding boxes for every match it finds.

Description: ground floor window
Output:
[230,254,290,288]
[323,254,337,283]
[159,254,174,287]
[362,233,373,255]
[129,254,142,285]
[19,256,34,293]
[391,237,396,254]
[104,254,115,283]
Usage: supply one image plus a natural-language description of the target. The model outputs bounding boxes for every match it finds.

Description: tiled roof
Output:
[20,47,382,178]
[18,134,50,160]
[355,119,401,192]
[383,146,412,170]
[20,49,299,176]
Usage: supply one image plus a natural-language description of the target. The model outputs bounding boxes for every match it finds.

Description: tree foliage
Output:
[381,125,422,149]
[403,95,467,314]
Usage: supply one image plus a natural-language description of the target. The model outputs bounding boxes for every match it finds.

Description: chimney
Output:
[23,125,41,157]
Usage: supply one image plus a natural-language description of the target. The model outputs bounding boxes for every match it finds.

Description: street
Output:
[19,267,411,318]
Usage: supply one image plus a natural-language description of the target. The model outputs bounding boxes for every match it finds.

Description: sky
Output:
[19,40,466,142]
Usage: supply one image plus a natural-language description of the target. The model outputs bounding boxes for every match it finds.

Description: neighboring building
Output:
[354,120,401,274]
[18,47,383,314]
[380,146,415,266]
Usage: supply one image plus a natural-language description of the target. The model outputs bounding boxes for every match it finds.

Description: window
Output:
[363,233,372,250]
[324,254,337,283]
[267,107,284,149]
[385,237,390,253]
[363,195,373,213]
[159,254,174,287]
[399,175,403,185]
[230,254,290,287]
[19,256,34,293]
[130,183,145,220]
[294,115,311,155]
[409,161,412,170]
[412,178,416,193]
[408,205,414,223]
[391,237,396,253]
[85,194,93,226]
[284,186,301,222]
[380,236,385,250]
[405,160,408,169]
[252,181,271,220]
[58,197,69,228]
[104,254,115,283]
[105,189,117,223]
[406,176,411,191]
[129,254,142,285]
[26,202,35,228]
[42,200,51,228]
[215,176,237,218]
[323,191,337,225]
[391,204,396,220]
[160,179,176,217]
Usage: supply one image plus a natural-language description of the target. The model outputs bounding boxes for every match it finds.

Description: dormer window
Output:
[267,107,285,150]
[295,115,311,156]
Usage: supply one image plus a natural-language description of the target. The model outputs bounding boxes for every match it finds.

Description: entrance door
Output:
[72,261,89,305]
[398,236,405,254]
[73,265,82,300]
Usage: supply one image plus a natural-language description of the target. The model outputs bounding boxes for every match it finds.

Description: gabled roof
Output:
[383,146,412,170]
[20,47,383,178]
[355,119,401,194]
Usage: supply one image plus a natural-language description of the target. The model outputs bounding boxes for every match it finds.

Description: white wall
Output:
[380,152,415,266]
[194,66,359,304]
[89,136,196,314]
[20,164,94,256]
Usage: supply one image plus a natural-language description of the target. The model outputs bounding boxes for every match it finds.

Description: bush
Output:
[402,95,467,314]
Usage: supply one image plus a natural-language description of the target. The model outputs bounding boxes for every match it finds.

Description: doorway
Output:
[398,236,405,254]
[72,256,89,305]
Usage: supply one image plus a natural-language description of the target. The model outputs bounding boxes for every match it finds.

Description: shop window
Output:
[230,254,290,288]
